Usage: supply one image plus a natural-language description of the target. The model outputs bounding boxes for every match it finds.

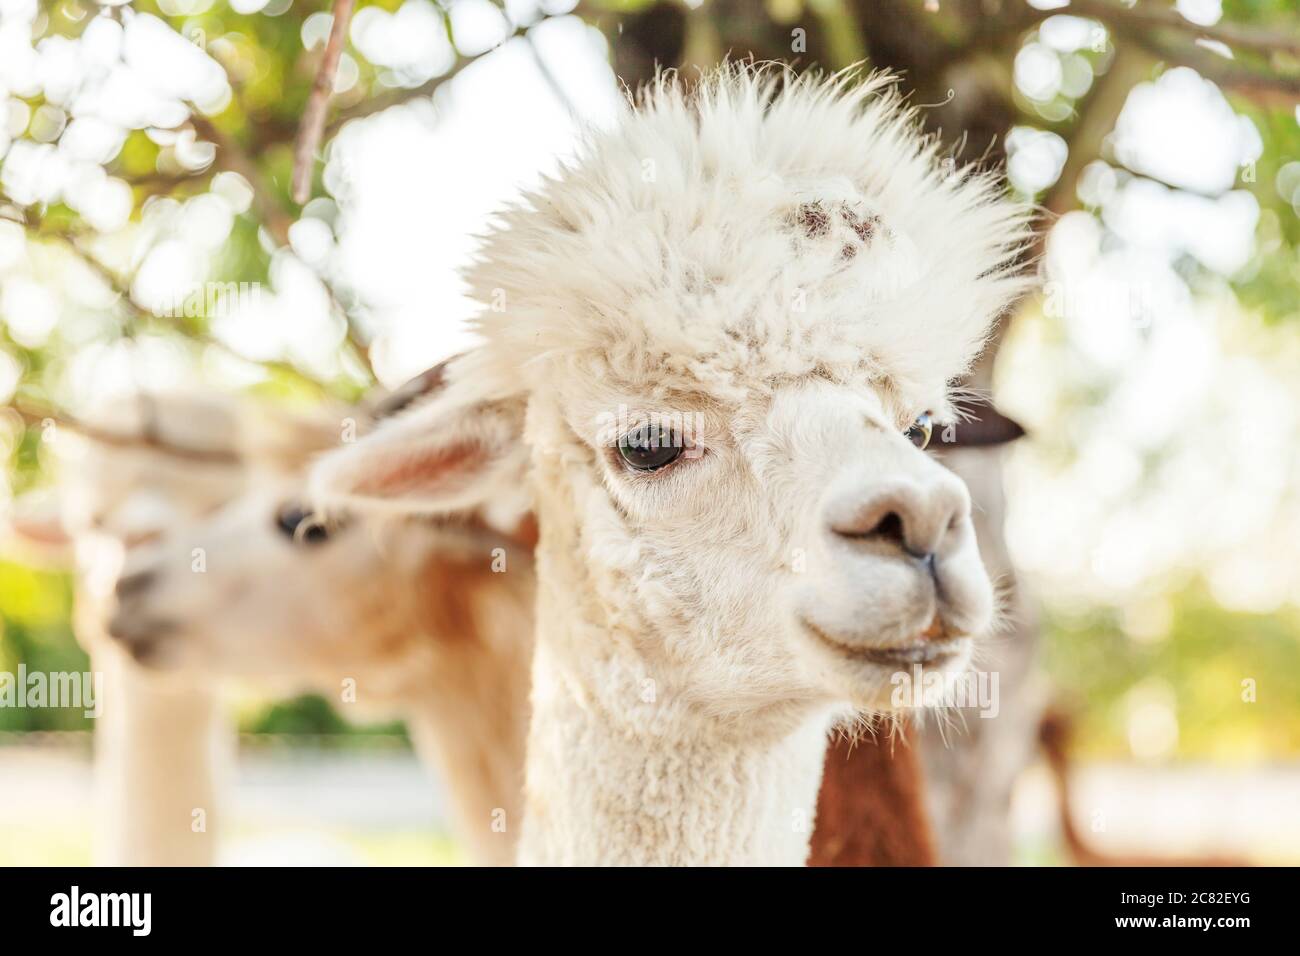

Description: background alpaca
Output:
[105,397,536,866]
[15,389,534,865]
[11,395,246,866]
[314,68,1032,865]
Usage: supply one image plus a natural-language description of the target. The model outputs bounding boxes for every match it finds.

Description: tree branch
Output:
[188,111,375,381]
[189,113,294,245]
[960,0,1300,102]
[1120,28,1300,103]
[1072,0,1300,57]
[293,0,357,205]
[1041,44,1151,220]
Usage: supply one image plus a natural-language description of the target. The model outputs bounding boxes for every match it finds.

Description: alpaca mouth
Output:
[800,618,969,668]
[107,615,178,665]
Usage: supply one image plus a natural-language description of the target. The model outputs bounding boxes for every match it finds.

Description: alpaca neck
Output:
[404,696,524,866]
[402,548,533,866]
[519,639,833,866]
[92,647,232,866]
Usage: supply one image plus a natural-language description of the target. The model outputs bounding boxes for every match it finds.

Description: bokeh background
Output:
[1,0,1297,864]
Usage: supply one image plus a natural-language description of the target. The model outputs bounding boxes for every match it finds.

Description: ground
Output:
[2,736,1297,866]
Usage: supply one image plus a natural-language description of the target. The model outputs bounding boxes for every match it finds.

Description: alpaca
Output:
[312,67,1031,865]
[17,394,247,866]
[105,398,536,866]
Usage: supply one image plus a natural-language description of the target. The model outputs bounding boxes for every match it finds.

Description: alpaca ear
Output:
[309,393,527,516]
[936,400,1026,448]
[4,492,73,564]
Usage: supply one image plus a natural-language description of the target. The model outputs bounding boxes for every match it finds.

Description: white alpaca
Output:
[20,395,246,866]
[105,401,535,866]
[314,67,1032,865]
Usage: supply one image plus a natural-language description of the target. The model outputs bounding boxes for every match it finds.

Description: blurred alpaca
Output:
[105,397,536,866]
[10,394,246,866]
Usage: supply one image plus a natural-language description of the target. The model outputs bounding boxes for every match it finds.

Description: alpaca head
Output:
[102,400,419,685]
[105,397,533,704]
[17,393,249,656]
[107,481,430,688]
[314,68,1031,719]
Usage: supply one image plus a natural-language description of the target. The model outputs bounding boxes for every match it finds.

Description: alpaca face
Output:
[49,394,248,655]
[104,480,436,694]
[312,358,992,716]
[102,379,533,703]
[68,457,244,655]
[515,354,991,713]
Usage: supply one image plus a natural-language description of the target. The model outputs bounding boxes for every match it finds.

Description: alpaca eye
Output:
[275,503,331,545]
[617,424,683,472]
[905,412,933,450]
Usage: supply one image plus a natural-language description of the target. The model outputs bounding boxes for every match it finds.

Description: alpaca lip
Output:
[856,641,964,666]
[107,615,178,663]
[801,618,967,667]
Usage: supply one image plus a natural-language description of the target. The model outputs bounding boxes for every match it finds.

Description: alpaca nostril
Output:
[830,479,968,559]
[869,511,904,546]
[115,570,156,602]
[834,508,908,547]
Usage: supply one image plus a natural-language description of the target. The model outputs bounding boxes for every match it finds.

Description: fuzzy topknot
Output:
[459,64,1033,407]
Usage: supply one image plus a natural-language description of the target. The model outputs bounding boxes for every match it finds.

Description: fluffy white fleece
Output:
[458,65,1032,412]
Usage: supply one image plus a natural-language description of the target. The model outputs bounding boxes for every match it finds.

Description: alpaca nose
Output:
[828,476,970,563]
[115,569,157,603]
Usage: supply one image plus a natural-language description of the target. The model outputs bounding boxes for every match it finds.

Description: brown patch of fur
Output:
[920,614,946,641]
[839,206,880,243]
[809,726,937,866]
[415,550,499,645]
[795,202,831,238]
[504,512,540,550]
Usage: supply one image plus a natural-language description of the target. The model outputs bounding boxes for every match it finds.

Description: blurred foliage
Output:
[1044,584,1300,759]
[1234,100,1300,324]
[0,560,82,732]
[241,692,405,738]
